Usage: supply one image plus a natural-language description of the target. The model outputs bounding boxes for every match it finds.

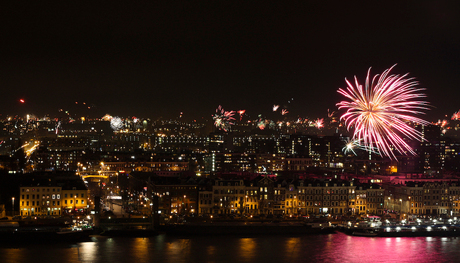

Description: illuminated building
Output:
[405,183,424,216]
[61,189,89,215]
[273,183,286,215]
[255,154,285,173]
[284,182,300,216]
[212,179,248,215]
[198,190,213,214]
[102,160,189,173]
[150,178,198,215]
[354,185,385,215]
[18,172,89,216]
[19,186,62,216]
[298,180,356,216]
[286,157,313,171]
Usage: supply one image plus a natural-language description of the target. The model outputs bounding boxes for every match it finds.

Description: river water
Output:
[1,232,458,263]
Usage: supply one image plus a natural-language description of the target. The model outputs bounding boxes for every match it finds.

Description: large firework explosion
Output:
[336,65,430,159]
[213,105,235,131]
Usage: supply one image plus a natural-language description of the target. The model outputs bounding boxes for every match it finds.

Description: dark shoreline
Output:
[156,222,335,236]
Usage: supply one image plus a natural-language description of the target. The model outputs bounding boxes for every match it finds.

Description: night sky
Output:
[1,1,459,122]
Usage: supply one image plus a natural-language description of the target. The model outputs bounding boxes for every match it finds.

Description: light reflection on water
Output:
[239,238,256,262]
[1,233,459,263]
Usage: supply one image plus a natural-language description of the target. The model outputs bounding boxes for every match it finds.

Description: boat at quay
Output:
[340,217,460,237]
[343,225,460,237]
[0,220,92,243]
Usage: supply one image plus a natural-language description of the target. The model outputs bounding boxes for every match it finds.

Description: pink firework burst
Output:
[452,110,460,121]
[213,105,235,131]
[336,65,430,159]
[281,109,289,115]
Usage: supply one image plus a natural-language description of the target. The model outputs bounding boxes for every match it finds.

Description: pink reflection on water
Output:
[326,233,455,263]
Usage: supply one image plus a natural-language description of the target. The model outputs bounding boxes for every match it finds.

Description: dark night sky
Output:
[1,1,459,122]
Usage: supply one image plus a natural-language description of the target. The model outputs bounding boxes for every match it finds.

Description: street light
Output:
[183,195,187,215]
[12,197,15,216]
[245,195,248,214]
[399,199,403,214]
[74,195,78,214]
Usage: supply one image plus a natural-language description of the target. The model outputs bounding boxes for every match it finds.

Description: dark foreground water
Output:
[1,232,459,263]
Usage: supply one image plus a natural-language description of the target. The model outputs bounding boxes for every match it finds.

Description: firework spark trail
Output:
[273,105,279,112]
[237,110,246,121]
[337,65,430,159]
[55,121,61,135]
[342,138,379,156]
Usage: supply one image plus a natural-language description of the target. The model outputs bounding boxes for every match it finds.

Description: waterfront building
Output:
[421,182,450,215]
[391,181,460,218]
[298,180,355,216]
[257,175,275,215]
[61,188,89,215]
[273,182,287,215]
[449,183,460,216]
[404,183,424,216]
[198,190,213,215]
[212,179,247,215]
[244,180,260,215]
[18,172,89,216]
[152,179,199,215]
[362,185,385,215]
[302,181,323,215]
[19,186,62,216]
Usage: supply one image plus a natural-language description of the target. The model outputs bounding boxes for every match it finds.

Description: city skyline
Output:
[1,2,460,121]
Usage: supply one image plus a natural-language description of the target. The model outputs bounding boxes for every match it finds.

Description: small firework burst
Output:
[314,118,324,129]
[213,105,235,131]
[452,110,460,121]
[110,117,124,131]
